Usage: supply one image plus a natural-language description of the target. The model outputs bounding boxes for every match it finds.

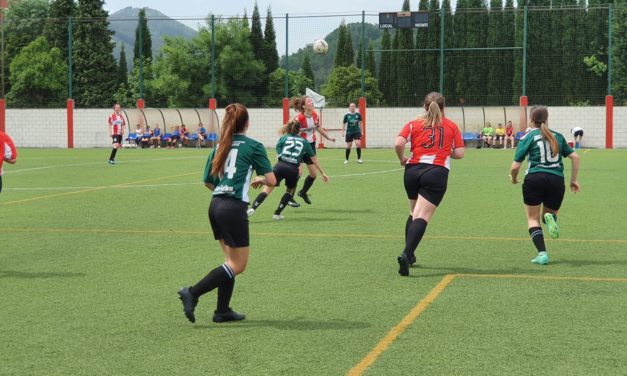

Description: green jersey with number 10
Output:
[514,129,573,177]
[203,134,273,203]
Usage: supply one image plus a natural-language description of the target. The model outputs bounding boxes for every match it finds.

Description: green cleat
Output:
[544,213,559,239]
[531,251,549,265]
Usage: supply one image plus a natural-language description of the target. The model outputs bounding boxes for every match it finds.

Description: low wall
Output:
[5,106,625,149]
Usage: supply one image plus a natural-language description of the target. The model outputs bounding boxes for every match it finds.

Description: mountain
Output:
[108,7,198,69]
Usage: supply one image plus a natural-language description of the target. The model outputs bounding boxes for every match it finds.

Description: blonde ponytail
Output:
[421,92,445,128]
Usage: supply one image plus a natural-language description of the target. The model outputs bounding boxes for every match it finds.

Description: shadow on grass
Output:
[194,317,371,331]
[0,270,86,279]
[549,259,627,267]
[253,217,350,224]
[403,265,546,278]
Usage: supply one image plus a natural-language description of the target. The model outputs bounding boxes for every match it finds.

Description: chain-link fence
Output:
[0,4,620,108]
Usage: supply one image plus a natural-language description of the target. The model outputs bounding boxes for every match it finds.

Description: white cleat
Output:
[272,214,284,220]
[344,160,348,164]
[357,159,363,163]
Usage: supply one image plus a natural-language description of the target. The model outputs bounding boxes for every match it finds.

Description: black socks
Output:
[301,175,316,194]
[109,148,118,161]
[346,148,351,160]
[251,192,267,210]
[357,148,361,159]
[403,218,428,260]
[190,263,235,298]
[529,227,546,253]
[275,193,292,215]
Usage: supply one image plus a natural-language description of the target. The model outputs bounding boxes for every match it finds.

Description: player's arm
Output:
[310,156,329,182]
[451,129,465,159]
[509,161,522,184]
[108,124,113,137]
[251,172,276,189]
[317,126,336,142]
[567,151,580,193]
[395,136,409,166]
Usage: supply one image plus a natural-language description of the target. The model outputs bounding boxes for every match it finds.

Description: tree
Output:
[7,36,67,107]
[396,0,415,106]
[366,42,376,77]
[612,2,627,103]
[378,29,394,104]
[134,8,153,64]
[321,65,382,106]
[266,68,313,106]
[72,0,118,107]
[2,0,50,95]
[250,3,265,60]
[302,51,315,83]
[118,44,128,86]
[43,0,76,63]
[486,0,504,105]
[263,7,279,74]
[334,21,354,67]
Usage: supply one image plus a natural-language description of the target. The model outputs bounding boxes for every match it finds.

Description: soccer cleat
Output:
[298,191,312,205]
[531,251,549,265]
[344,160,349,164]
[287,199,300,208]
[178,287,198,323]
[544,213,560,239]
[272,214,284,221]
[408,254,416,266]
[213,308,245,323]
[247,208,255,217]
[108,160,115,165]
[357,159,363,164]
[397,254,410,276]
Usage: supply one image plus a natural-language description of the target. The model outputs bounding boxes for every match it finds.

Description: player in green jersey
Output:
[178,103,276,324]
[510,106,580,265]
[342,102,363,164]
[248,119,328,220]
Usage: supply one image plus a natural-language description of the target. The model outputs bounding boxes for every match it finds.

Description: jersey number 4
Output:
[224,149,238,179]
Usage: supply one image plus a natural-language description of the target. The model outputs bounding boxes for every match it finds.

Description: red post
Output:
[519,96,528,106]
[67,99,74,149]
[0,98,5,133]
[209,98,217,110]
[606,95,613,149]
[359,96,367,148]
[136,98,145,109]
[519,96,528,132]
[282,98,290,124]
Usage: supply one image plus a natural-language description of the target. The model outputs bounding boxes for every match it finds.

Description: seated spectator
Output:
[133,124,143,147]
[494,123,505,148]
[151,124,162,148]
[180,124,190,147]
[504,121,515,149]
[196,123,207,148]
[168,125,181,149]
[140,125,152,148]
[481,123,494,148]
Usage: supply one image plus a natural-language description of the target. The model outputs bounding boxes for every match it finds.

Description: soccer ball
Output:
[313,39,329,54]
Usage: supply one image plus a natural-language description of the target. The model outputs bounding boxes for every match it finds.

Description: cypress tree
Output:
[44,0,76,62]
[118,44,128,86]
[397,0,416,106]
[442,0,457,103]
[424,0,441,97]
[612,2,627,103]
[263,7,279,74]
[334,22,354,67]
[501,0,515,105]
[134,8,152,64]
[366,42,377,77]
[73,0,118,107]
[302,51,314,83]
[486,0,503,105]
[250,3,264,61]
[415,0,430,101]
[526,0,553,105]
[378,29,394,104]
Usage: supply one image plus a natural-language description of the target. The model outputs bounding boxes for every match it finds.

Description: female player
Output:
[395,92,464,276]
[291,95,335,205]
[0,130,17,194]
[248,119,329,220]
[107,103,126,164]
[178,103,276,323]
[343,102,363,164]
[510,106,580,265]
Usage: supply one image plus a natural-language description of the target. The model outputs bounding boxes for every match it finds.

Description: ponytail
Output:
[211,103,249,177]
[421,92,445,128]
[291,96,305,113]
[280,119,301,135]
[530,106,558,158]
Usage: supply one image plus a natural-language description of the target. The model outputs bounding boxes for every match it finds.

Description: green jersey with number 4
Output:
[514,129,573,177]
[276,134,315,165]
[203,134,273,202]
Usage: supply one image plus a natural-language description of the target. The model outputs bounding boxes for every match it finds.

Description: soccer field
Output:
[1,147,626,375]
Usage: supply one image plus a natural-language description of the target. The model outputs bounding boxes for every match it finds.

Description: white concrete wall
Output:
[5,106,626,149]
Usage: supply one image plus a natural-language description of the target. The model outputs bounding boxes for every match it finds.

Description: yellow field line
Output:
[1,171,199,206]
[346,274,457,376]
[1,227,626,245]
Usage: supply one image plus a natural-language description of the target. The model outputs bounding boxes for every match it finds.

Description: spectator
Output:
[140,126,152,149]
[197,123,207,149]
[481,123,494,148]
[151,125,162,148]
[494,123,505,149]
[504,121,515,149]
[133,124,143,147]
[180,124,190,147]
[571,126,584,149]
[169,126,181,148]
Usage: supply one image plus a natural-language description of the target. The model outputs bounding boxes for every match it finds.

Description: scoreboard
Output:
[379,11,429,29]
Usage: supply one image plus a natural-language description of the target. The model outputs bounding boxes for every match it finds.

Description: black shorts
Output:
[495,135,504,141]
[345,132,362,143]
[273,160,299,189]
[404,163,449,206]
[208,196,249,248]
[302,142,316,165]
[574,130,584,137]
[111,135,122,144]
[522,172,565,210]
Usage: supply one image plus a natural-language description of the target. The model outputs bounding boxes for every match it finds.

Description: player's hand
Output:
[321,173,329,183]
[251,176,265,189]
[509,174,518,184]
[570,180,580,193]
[330,137,336,142]
[399,156,409,166]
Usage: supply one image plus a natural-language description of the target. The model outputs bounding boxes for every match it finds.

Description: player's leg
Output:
[523,174,549,264]
[249,185,275,216]
[345,139,353,163]
[541,174,565,239]
[355,137,363,162]
[298,162,317,205]
[274,167,299,219]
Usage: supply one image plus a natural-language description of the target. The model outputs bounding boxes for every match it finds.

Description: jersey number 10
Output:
[536,141,559,163]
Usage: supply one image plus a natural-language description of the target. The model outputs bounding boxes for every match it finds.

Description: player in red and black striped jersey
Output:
[291,95,335,206]
[107,103,126,164]
[394,92,465,276]
[0,130,17,195]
